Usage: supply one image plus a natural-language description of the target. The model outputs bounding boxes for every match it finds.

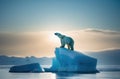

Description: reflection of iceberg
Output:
[9,63,44,72]
[45,48,98,73]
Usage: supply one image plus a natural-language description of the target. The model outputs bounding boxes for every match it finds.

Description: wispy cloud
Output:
[0,28,120,57]
[83,28,120,35]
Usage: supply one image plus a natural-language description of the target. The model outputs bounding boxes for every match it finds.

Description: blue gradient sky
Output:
[0,0,120,32]
[0,0,120,57]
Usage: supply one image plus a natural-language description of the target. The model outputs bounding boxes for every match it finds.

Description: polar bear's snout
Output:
[54,33,61,36]
[54,33,62,38]
[54,33,57,35]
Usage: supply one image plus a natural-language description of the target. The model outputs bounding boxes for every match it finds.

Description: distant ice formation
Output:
[9,63,43,72]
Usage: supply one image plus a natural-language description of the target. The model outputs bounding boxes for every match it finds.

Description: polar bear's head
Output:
[54,32,64,38]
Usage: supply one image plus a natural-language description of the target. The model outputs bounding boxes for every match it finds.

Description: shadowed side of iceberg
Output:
[9,63,44,73]
[45,48,99,73]
[44,57,60,72]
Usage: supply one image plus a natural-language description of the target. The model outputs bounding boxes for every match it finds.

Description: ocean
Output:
[0,65,120,79]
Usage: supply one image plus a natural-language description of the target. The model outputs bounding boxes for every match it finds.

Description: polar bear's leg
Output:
[60,39,65,48]
[60,45,65,48]
[71,45,74,50]
[67,44,70,50]
[70,43,74,50]
[60,43,65,48]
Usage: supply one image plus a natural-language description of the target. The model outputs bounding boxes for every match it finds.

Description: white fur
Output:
[55,33,74,50]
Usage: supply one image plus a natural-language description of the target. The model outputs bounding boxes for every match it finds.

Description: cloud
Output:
[64,29,120,52]
[0,29,120,57]
[83,28,120,35]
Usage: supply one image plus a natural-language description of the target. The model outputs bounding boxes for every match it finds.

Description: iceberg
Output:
[44,58,60,72]
[9,63,44,73]
[45,48,98,73]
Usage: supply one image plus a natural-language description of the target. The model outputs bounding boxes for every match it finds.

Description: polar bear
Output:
[54,32,74,50]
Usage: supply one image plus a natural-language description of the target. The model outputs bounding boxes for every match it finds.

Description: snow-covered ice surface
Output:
[45,48,98,73]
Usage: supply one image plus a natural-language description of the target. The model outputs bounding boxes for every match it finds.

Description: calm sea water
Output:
[0,65,120,79]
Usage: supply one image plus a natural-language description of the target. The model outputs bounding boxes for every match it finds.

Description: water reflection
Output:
[56,72,79,79]
[55,72,97,79]
[1,68,120,79]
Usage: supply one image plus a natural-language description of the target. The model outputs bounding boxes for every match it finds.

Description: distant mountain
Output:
[87,49,120,65]
[0,49,120,65]
[0,55,52,65]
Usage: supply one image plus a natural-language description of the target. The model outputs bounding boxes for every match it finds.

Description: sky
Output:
[0,0,120,57]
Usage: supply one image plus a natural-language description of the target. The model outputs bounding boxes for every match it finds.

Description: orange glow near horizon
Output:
[0,29,120,57]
